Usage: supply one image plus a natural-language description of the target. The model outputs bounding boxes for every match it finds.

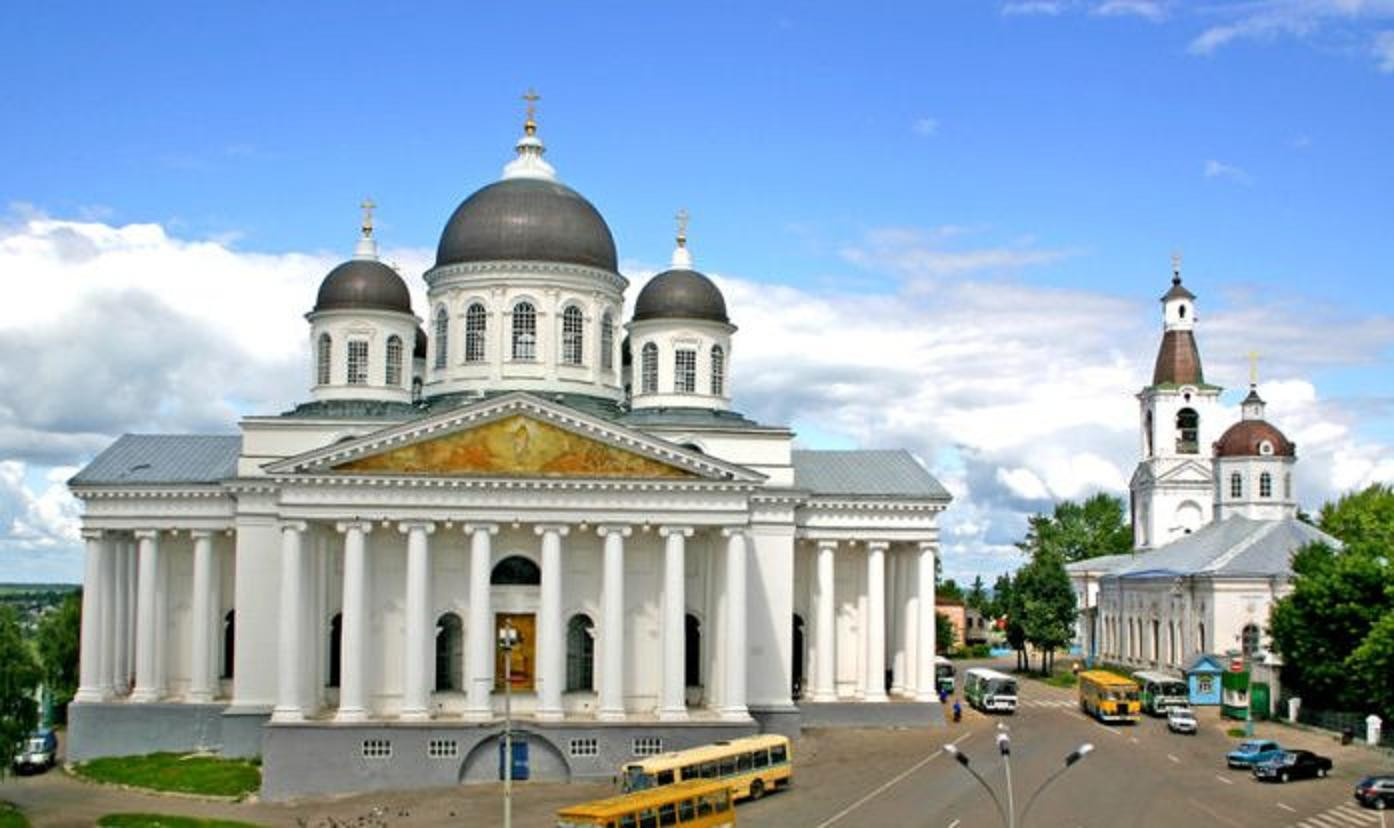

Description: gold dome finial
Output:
[522,88,540,136]
[675,208,690,248]
[360,197,376,238]
[1247,350,1261,387]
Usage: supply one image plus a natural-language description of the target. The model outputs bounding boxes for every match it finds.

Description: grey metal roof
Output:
[792,450,950,499]
[313,259,413,314]
[70,435,241,485]
[1108,516,1336,580]
[633,269,729,323]
[435,178,617,271]
[1064,553,1136,575]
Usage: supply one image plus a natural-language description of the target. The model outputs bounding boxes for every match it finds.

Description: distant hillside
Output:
[0,583,80,596]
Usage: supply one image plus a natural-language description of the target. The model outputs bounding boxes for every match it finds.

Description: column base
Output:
[186,689,214,704]
[657,707,689,722]
[862,692,889,703]
[130,688,161,703]
[596,708,627,722]
[535,708,564,722]
[399,709,431,722]
[889,683,906,696]
[719,706,751,722]
[463,708,493,722]
[270,706,304,723]
[807,689,838,703]
[74,687,106,703]
[334,707,368,723]
[913,691,938,703]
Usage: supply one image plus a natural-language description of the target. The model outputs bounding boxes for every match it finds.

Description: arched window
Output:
[327,613,342,687]
[1230,472,1243,499]
[491,556,541,586]
[641,342,658,394]
[1168,622,1176,665]
[221,610,236,680]
[1144,411,1154,456]
[566,614,595,692]
[435,612,463,691]
[411,377,423,404]
[316,333,332,385]
[675,349,696,393]
[385,335,403,387]
[1241,623,1261,657]
[1198,622,1206,654]
[434,306,449,370]
[347,340,368,385]
[685,614,701,688]
[791,614,805,699]
[1151,619,1160,661]
[561,305,584,365]
[1176,408,1199,454]
[710,345,725,396]
[464,303,487,362]
[1259,472,1272,498]
[600,312,614,371]
[512,302,537,361]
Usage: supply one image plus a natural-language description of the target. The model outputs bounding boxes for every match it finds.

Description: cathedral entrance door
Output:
[494,613,536,692]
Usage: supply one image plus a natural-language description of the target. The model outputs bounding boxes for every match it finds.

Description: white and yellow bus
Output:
[1079,670,1141,723]
[558,778,735,828]
[620,734,791,802]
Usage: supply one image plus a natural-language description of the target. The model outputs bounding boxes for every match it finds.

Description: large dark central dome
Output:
[435,178,617,271]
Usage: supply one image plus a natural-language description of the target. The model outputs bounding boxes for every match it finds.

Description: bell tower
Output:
[1129,255,1222,548]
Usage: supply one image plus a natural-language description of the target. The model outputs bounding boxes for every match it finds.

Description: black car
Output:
[1252,749,1332,783]
[1355,775,1394,810]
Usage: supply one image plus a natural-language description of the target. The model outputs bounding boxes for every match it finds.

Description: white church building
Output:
[66,105,952,798]
[1069,262,1335,677]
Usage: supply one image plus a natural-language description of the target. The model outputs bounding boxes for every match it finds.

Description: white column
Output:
[98,535,117,698]
[335,521,372,722]
[188,531,215,702]
[811,540,837,702]
[131,530,161,702]
[889,551,906,696]
[535,524,568,722]
[658,526,692,721]
[465,523,498,720]
[112,539,130,695]
[903,549,920,698]
[863,541,888,702]
[272,521,307,722]
[721,528,749,720]
[400,520,436,721]
[124,542,137,693]
[915,541,938,702]
[75,531,106,702]
[596,525,629,721]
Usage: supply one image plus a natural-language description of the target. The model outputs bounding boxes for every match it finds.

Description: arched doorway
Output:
[221,610,235,679]
[327,613,342,687]
[436,612,463,691]
[684,614,701,688]
[566,614,595,692]
[791,614,806,700]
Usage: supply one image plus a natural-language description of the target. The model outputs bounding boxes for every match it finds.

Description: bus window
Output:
[753,749,769,768]
[771,744,788,764]
[720,757,736,776]
[657,770,674,786]
[680,764,698,781]
[658,803,677,826]
[678,798,695,821]
[700,761,717,779]
[714,793,731,812]
[620,815,636,828]
[697,796,713,817]
[737,752,752,772]
[639,808,657,828]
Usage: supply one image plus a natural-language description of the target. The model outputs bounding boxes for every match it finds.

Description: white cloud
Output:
[1188,0,1394,68]
[1002,1,1071,15]
[1204,159,1250,183]
[1376,29,1394,70]
[1093,0,1167,21]
[912,117,939,137]
[838,226,1074,284]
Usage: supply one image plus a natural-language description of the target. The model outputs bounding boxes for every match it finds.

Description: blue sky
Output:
[2,1,1392,583]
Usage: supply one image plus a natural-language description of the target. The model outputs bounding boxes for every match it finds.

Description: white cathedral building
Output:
[66,107,952,798]
[1069,262,1335,679]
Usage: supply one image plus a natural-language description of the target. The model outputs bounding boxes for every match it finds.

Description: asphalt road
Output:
[3,667,1392,827]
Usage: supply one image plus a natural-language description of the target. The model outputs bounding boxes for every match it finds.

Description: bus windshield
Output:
[992,679,1018,696]
[1162,681,1188,696]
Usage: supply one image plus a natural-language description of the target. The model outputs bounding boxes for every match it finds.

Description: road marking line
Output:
[1187,797,1243,827]
[1333,806,1380,825]
[1129,736,1139,744]
[1214,774,1233,785]
[1167,754,1180,763]
[947,821,961,828]
[813,731,971,828]
[1277,802,1297,812]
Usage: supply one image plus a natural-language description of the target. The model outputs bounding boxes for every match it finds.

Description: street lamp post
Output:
[944,727,1093,828]
[498,623,519,828]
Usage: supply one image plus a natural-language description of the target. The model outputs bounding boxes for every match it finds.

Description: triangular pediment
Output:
[1155,460,1213,484]
[264,392,764,483]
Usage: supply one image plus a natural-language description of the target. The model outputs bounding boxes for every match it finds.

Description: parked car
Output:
[1355,775,1394,810]
[11,729,57,774]
[1252,750,1332,783]
[1226,739,1283,769]
[1167,707,1198,734]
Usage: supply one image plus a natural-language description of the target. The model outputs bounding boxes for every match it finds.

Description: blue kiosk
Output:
[1185,653,1225,706]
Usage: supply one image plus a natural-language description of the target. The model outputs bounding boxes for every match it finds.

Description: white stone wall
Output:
[627,318,735,411]
[1214,455,1298,522]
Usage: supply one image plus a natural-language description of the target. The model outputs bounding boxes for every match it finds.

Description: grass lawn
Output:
[0,802,31,828]
[97,815,265,828]
[73,753,260,798]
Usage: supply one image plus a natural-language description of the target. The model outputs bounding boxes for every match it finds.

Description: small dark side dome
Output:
[435,178,617,271]
[313,260,413,315]
[633,269,729,323]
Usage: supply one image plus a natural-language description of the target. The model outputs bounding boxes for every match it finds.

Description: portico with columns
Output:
[66,100,952,800]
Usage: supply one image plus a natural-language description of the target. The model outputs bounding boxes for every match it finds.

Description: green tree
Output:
[0,605,41,777]
[1017,493,1133,563]
[936,611,956,655]
[1015,550,1077,674]
[965,576,990,614]
[990,573,1013,620]
[937,578,965,603]
[1316,484,1394,551]
[36,591,82,708]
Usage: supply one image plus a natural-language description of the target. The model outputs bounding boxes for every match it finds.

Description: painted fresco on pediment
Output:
[333,414,696,478]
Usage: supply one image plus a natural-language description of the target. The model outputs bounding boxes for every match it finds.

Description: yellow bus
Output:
[557,779,734,828]
[620,734,791,802]
[1078,669,1142,723]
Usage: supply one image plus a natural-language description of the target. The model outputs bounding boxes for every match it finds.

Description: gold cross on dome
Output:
[675,208,690,246]
[360,197,376,236]
[522,88,540,134]
[1247,350,1261,386]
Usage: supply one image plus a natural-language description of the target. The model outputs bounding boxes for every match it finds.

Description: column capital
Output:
[720,526,749,539]
[133,529,161,540]
[533,523,571,537]
[189,529,214,541]
[398,520,437,535]
[916,540,937,553]
[596,524,631,538]
[658,525,694,538]
[464,522,499,535]
[81,529,105,542]
[335,520,374,534]
[866,540,890,553]
[278,520,308,534]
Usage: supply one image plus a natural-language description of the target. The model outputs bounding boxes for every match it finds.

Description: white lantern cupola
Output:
[1213,356,1298,521]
